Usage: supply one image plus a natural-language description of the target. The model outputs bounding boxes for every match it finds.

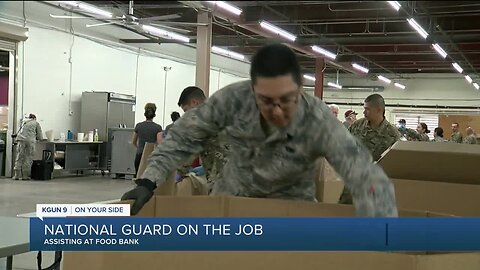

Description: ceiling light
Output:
[377,75,392,84]
[394,82,406,90]
[465,75,473,84]
[260,21,296,41]
[432,43,448,59]
[212,46,245,60]
[352,63,369,73]
[303,75,316,82]
[311,45,337,60]
[208,1,242,15]
[473,83,479,90]
[142,25,190,43]
[327,82,342,89]
[387,1,401,11]
[407,18,428,39]
[57,1,113,18]
[452,62,463,73]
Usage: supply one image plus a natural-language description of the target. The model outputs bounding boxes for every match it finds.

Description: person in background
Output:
[397,119,417,141]
[433,127,446,142]
[122,44,398,217]
[175,86,230,187]
[12,113,43,180]
[415,123,430,141]
[328,104,339,119]
[340,94,400,204]
[162,111,180,139]
[342,110,357,129]
[463,127,477,144]
[132,103,162,174]
[450,122,463,143]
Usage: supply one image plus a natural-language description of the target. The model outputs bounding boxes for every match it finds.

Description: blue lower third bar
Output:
[29,218,480,251]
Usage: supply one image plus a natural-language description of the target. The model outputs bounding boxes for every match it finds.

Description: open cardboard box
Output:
[315,158,344,203]
[63,196,480,270]
[378,141,480,216]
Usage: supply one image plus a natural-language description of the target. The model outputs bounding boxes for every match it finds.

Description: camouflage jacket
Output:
[17,119,43,143]
[349,118,401,161]
[398,127,418,141]
[463,134,477,144]
[200,131,230,184]
[142,80,398,217]
[451,131,463,143]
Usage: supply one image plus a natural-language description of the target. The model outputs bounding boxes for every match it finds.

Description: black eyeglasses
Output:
[255,90,300,110]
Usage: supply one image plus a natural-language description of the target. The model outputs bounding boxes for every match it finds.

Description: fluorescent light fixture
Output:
[394,82,406,90]
[387,1,401,11]
[57,1,113,18]
[407,18,428,39]
[327,82,342,89]
[452,62,463,73]
[211,46,245,60]
[465,75,473,84]
[208,1,242,15]
[432,43,448,59]
[303,75,316,82]
[352,63,369,73]
[377,75,392,84]
[473,82,479,90]
[260,21,296,41]
[142,25,190,43]
[311,45,337,60]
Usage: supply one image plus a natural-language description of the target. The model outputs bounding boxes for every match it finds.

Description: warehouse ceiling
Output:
[78,1,480,77]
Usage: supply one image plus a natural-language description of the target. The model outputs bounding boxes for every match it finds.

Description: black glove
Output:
[121,178,157,215]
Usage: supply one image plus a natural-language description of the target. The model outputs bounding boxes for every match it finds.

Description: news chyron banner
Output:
[31,204,480,251]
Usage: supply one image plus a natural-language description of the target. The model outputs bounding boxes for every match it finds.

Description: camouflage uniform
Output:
[142,80,398,217]
[13,118,43,180]
[418,133,430,142]
[451,131,463,143]
[339,117,400,204]
[398,127,418,141]
[200,131,230,189]
[463,134,477,144]
[433,136,446,142]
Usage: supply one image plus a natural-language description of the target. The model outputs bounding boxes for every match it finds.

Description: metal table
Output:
[0,217,29,270]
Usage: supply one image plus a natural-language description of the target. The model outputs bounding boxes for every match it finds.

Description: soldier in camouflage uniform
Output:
[174,86,230,189]
[122,44,398,217]
[463,127,477,144]
[13,114,43,180]
[450,122,463,143]
[415,123,430,142]
[339,94,400,204]
[397,119,417,141]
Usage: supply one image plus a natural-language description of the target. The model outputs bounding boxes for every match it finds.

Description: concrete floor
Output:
[0,175,134,270]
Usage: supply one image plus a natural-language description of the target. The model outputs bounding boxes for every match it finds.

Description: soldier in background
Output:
[433,127,446,142]
[175,86,230,189]
[122,44,398,217]
[339,94,400,204]
[397,119,417,141]
[463,127,477,144]
[12,114,43,180]
[415,123,430,141]
[450,122,463,143]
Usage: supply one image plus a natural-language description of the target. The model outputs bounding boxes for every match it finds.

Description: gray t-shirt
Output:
[134,121,162,154]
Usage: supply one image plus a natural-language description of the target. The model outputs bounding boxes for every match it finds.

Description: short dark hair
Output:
[171,111,180,122]
[250,44,302,86]
[177,86,206,106]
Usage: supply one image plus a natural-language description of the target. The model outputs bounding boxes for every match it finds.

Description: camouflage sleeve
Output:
[141,85,235,186]
[36,122,43,141]
[310,103,398,217]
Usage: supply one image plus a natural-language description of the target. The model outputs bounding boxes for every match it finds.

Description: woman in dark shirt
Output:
[132,103,162,174]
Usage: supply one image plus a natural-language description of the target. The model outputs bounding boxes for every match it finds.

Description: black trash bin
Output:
[31,150,53,180]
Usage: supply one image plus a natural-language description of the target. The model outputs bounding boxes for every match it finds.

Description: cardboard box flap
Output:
[378,141,480,184]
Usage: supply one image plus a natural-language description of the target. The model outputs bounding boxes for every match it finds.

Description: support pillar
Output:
[195,11,212,96]
[314,57,325,99]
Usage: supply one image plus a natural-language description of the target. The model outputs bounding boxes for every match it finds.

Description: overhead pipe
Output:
[200,1,362,75]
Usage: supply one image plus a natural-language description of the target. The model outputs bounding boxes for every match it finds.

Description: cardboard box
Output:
[136,142,155,179]
[63,196,479,270]
[378,141,480,216]
[315,158,344,203]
